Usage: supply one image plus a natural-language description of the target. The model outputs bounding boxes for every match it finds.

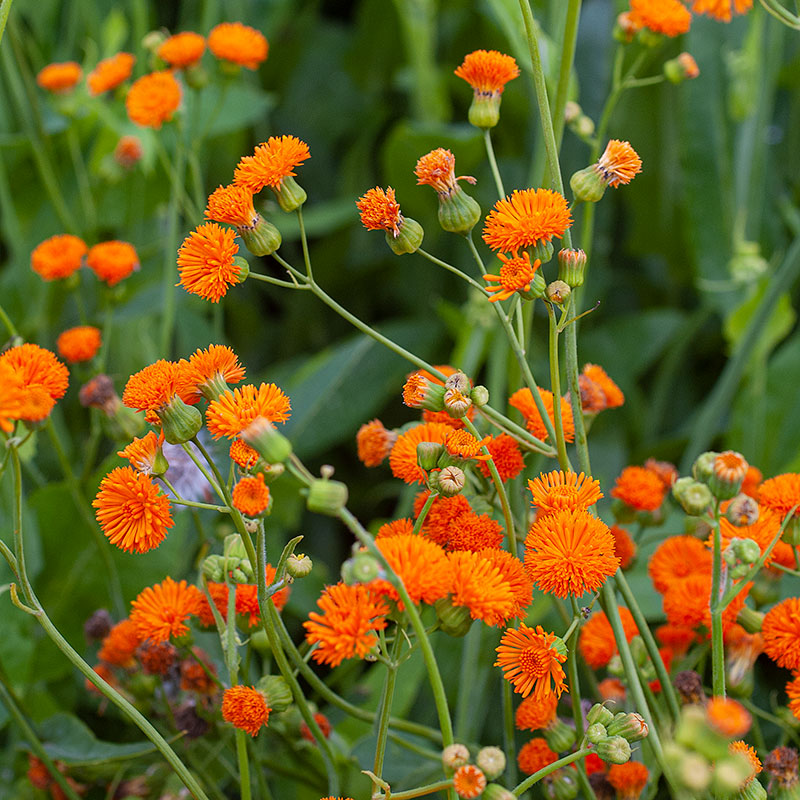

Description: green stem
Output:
[0,303,19,337]
[546,303,572,471]
[249,271,310,290]
[552,0,582,151]
[234,730,252,800]
[502,680,517,785]
[564,299,591,474]
[479,405,556,457]
[483,130,506,199]
[567,598,596,800]
[417,247,489,293]
[373,633,402,778]
[710,504,726,698]
[66,125,97,231]
[296,207,313,282]
[382,780,455,800]
[412,492,438,535]
[512,748,592,795]
[0,0,13,46]
[180,442,226,504]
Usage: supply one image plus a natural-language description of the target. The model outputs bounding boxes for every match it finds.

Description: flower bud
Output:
[442,743,470,772]
[445,371,471,394]
[184,62,209,90]
[438,188,482,235]
[614,12,639,43]
[476,747,506,780]
[729,240,768,285]
[274,175,306,212]
[232,255,250,283]
[675,705,729,762]
[471,385,489,407]
[570,165,606,203]
[286,553,313,579]
[741,779,768,799]
[732,537,761,565]
[711,755,754,797]
[386,217,424,255]
[564,101,582,124]
[241,217,282,257]
[256,675,293,712]
[307,477,349,516]
[532,239,554,265]
[482,785,515,800]
[444,388,472,418]
[417,441,445,471]
[664,743,711,793]
[548,769,579,800]
[692,451,720,483]
[557,248,587,288]
[242,417,293,463]
[587,703,615,727]
[607,712,648,742]
[595,735,631,764]
[586,723,608,744]
[468,93,502,129]
[159,397,203,445]
[341,551,382,585]
[544,718,577,754]
[726,494,759,526]
[202,555,226,583]
[435,596,474,637]
[672,477,713,516]
[437,466,466,497]
[709,451,748,500]
[664,52,700,84]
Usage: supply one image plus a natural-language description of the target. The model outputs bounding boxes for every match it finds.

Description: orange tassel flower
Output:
[706,696,752,737]
[758,474,800,520]
[415,148,476,197]
[178,344,246,403]
[611,465,666,512]
[582,363,625,408]
[477,434,525,481]
[690,0,752,21]
[388,421,452,485]
[234,135,310,193]
[232,473,270,517]
[356,418,397,467]
[177,222,242,303]
[483,252,540,302]
[122,359,194,413]
[158,32,206,69]
[93,466,174,553]
[56,326,102,363]
[762,597,800,670]
[495,624,568,700]
[208,22,268,70]
[595,140,642,188]
[221,685,271,736]
[31,234,87,281]
[729,740,762,784]
[114,135,143,169]
[230,440,260,471]
[130,577,204,643]
[628,0,692,36]
[517,738,558,775]
[445,510,505,552]
[454,50,519,95]
[205,184,259,230]
[372,534,451,608]
[648,535,713,594]
[515,692,558,731]
[87,240,140,286]
[527,470,603,516]
[126,70,181,129]
[357,186,404,238]
[118,431,164,475]
[205,383,291,439]
[453,765,487,799]
[1,343,69,404]
[98,619,142,667]
[36,61,82,92]
[87,52,135,95]
[482,189,572,254]
[509,387,574,443]
[607,762,649,800]
[579,607,638,669]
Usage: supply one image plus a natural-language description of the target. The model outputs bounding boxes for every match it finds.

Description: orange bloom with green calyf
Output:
[509,387,574,443]
[205,383,291,439]
[528,470,603,517]
[222,685,271,736]
[357,419,397,467]
[495,624,568,700]
[208,22,268,69]
[483,189,572,254]
[130,577,204,643]
[596,140,642,188]
[691,0,752,21]
[455,50,519,95]
[234,135,310,193]
[126,71,181,129]
[37,62,82,93]
[356,187,403,237]
[179,344,246,403]
[484,252,540,302]
[177,222,242,303]
[87,241,139,286]
[88,52,135,95]
[611,465,666,512]
[388,421,452,485]
[762,597,800,670]
[56,326,102,363]
[31,234,87,281]
[415,148,476,198]
[629,0,692,36]
[232,473,270,517]
[205,184,259,230]
[158,32,206,69]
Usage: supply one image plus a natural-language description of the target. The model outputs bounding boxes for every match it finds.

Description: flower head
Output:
[595,140,642,188]
[509,387,574,443]
[122,359,192,412]
[524,509,619,598]
[98,619,142,667]
[483,252,540,302]
[628,0,692,36]
[528,470,603,517]
[762,597,800,670]
[482,189,572,254]
[93,466,174,553]
[222,685,270,736]
[444,429,491,461]
[130,577,204,643]
[118,431,164,475]
[582,363,625,409]
[787,676,800,722]
[56,326,102,363]
[445,510,505,552]
[477,434,525,481]
[303,583,389,668]
[88,52,135,95]
[31,234,86,280]
[648,536,712,594]
[706,696,751,737]
[179,344,246,403]
[230,439,260,470]
[663,573,750,632]
[177,222,241,302]
[158,32,206,68]
[114,135,143,169]
[729,740,762,785]
[758,474,800,519]
[495,624,568,700]
[389,422,452,484]
[415,148,476,197]
[610,525,637,570]
[611,466,666,512]
[205,184,259,230]
[714,510,782,566]
[234,135,310,193]
[579,608,638,669]
[357,418,397,467]
[453,765,486,799]
[515,692,558,731]
[372,534,450,608]
[208,22,268,69]
[356,186,404,237]
[232,473,270,516]
[126,70,181,129]
[690,0,753,21]
[137,640,177,675]
[87,240,139,286]
[607,762,649,800]
[517,738,558,775]
[454,50,519,95]
[205,383,291,439]
[37,61,82,92]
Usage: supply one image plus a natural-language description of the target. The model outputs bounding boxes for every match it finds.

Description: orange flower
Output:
[0,343,69,403]
[122,359,192,412]
[478,434,525,481]
[582,364,624,408]
[222,685,270,736]
[656,624,697,656]
[595,140,642,188]
[444,429,491,461]
[663,573,750,632]
[644,458,679,489]
[414,491,473,546]
[517,738,558,775]
[714,450,749,485]
[741,465,763,499]
[87,240,139,286]
[117,430,163,474]
[198,582,229,627]
[628,0,692,36]
[98,619,142,667]
[528,470,603,516]
[713,510,782,566]
[610,525,637,570]
[483,252,540,302]
[762,598,800,670]
[509,387,574,443]
[729,740,762,784]
[205,184,259,230]
[453,765,486,799]
[37,61,82,92]
[389,422,452,484]
[230,439,260,470]
[234,135,310,193]
[179,344,246,403]
[648,536,712,594]
[130,577,203,643]
[376,518,414,539]
[181,648,218,694]
[598,677,626,705]
[0,363,34,433]
[205,383,291,439]
[235,563,290,625]
[579,608,638,669]
[690,0,752,21]
[31,234,86,280]
[706,697,751,737]
[446,510,505,552]
[114,135,143,169]
[454,50,519,95]
[232,473,270,516]
[495,624,568,700]
[177,222,242,303]
[482,189,572,254]
[372,534,450,607]
[515,692,558,731]
[611,466,666,512]
[300,712,332,741]
[726,625,764,692]
[158,32,206,68]
[787,676,800,722]
[578,373,608,414]
[88,52,135,95]
[56,326,101,363]
[758,474,800,520]
[208,22,268,69]
[607,762,649,800]
[126,70,181,129]
[93,466,174,553]
[356,186,404,237]
[415,148,476,197]
[357,419,397,467]
[524,509,619,598]
[303,583,389,668]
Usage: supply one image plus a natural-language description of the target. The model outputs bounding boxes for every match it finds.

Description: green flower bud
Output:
[341,551,382,585]
[286,553,312,579]
[595,735,631,765]
[482,785,514,800]
[202,555,225,583]
[607,712,648,742]
[468,93,502,129]
[476,747,506,780]
[241,216,282,257]
[585,723,607,744]
[159,396,203,445]
[557,248,587,288]
[386,217,424,255]
[273,175,306,212]
[256,675,293,712]
[586,703,615,727]
[544,718,577,754]
[184,62,209,90]
[232,255,250,283]
[471,385,489,407]
[442,743,470,771]
[436,466,466,498]
[434,596,474,637]
[672,477,713,516]
[692,451,720,483]
[438,187,482,235]
[732,537,761,565]
[417,441,445,471]
[570,165,606,203]
[546,280,571,305]
[531,240,554,266]
[241,418,292,463]
[548,768,579,800]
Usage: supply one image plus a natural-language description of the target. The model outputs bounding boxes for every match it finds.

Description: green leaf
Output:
[196,84,277,138]
[100,9,129,57]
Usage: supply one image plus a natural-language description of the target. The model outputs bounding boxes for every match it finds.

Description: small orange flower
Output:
[205,184,259,230]
[205,383,291,439]
[787,676,800,722]
[117,430,163,474]
[114,135,143,169]
[130,577,203,643]
[357,418,397,467]
[528,470,603,516]
[88,52,135,95]
[582,364,624,408]
[713,510,782,567]
[714,450,749,484]
[56,326,102,363]
[648,535,713,594]
[1,343,69,407]
[483,252,540,302]
[181,648,218,694]
[706,696,751,737]
[122,359,192,412]
[762,597,800,670]
[578,373,608,414]
[729,740,762,784]
[656,624,697,656]
[690,0,753,21]
[300,712,332,742]
[495,624,568,700]
[389,422,453,485]
[524,509,619,598]
[232,472,270,516]
[303,583,389,668]
[515,692,558,731]
[98,619,142,667]
[482,189,572,254]
[444,429,491,461]
[375,519,414,539]
[598,677,627,705]
[644,458,679,488]
[607,762,649,800]
[230,439,260,470]
[0,363,40,432]
[37,61,82,92]
[87,241,139,286]
[177,222,241,303]
[595,140,642,188]
[454,50,519,95]
[611,466,666,512]
[758,474,800,519]
[415,148,476,197]
[93,466,174,553]
[356,186,404,237]
[509,387,575,443]
[663,573,750,632]
[158,32,206,69]
[208,22,268,69]
[579,608,638,669]
[628,0,692,36]
[610,525,637,569]
[234,135,310,193]
[179,344,246,403]
[453,765,486,799]
[414,491,473,545]
[31,234,87,280]
[478,434,525,481]
[138,640,177,675]
[445,510,505,552]
[371,534,450,608]
[233,565,289,628]
[126,70,181,129]
[517,738,558,775]
[222,685,270,736]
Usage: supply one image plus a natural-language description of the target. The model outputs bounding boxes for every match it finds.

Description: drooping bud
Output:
[435,596,474,637]
[241,417,293,463]
[546,280,571,305]
[442,743,471,772]
[341,551,382,585]
[437,466,466,497]
[607,712,648,742]
[274,175,307,212]
[471,385,489,406]
[241,217,282,257]
[159,397,203,445]
[387,217,425,255]
[544,718,577,754]
[587,703,615,727]
[664,52,700,84]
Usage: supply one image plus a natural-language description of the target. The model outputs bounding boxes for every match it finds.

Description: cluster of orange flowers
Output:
[31,234,139,286]
[624,0,752,38]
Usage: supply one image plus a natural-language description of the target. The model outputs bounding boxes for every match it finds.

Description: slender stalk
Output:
[709,503,726,698]
[546,303,572,471]
[417,248,489,293]
[381,780,455,800]
[296,207,313,282]
[552,0,583,151]
[412,492,438,535]
[483,130,506,199]
[479,405,556,457]
[0,303,19,337]
[66,125,97,231]
[512,748,592,795]
[180,442,226,504]
[502,681,517,785]
[0,0,13,45]
[249,271,309,290]
[234,731,252,800]
[373,633,402,778]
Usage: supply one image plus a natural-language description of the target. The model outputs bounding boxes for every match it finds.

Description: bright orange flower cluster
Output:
[628,0,692,36]
[205,184,259,229]
[87,241,140,286]
[126,71,182,128]
[611,465,667,511]
[483,252,540,302]
[515,691,558,731]
[454,50,519,95]
[356,187,404,237]
[177,222,241,302]
[517,738,558,775]
[37,61,82,92]
[528,470,603,517]
[222,685,271,736]
[483,189,572,254]
[158,32,206,68]
[509,387,574,443]
[87,52,135,95]
[357,419,397,467]
[477,434,525,482]
[691,0,753,21]
[56,326,102,363]
[130,577,204,643]
[232,473,270,516]
[596,140,642,188]
[31,234,86,280]
[98,619,142,667]
[234,135,310,193]
[648,536,712,593]
[118,430,163,475]
[372,534,451,608]
[758,473,800,519]
[205,383,291,439]
[389,421,452,484]
[762,597,800,670]
[208,22,268,69]
[122,359,193,412]
[495,624,568,700]
[415,148,475,197]
[579,607,638,669]
[179,344,246,403]
[607,762,649,799]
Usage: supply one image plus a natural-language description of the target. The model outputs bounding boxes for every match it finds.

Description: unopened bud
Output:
[242,418,292,463]
[664,52,700,84]
[286,553,312,579]
[306,477,349,515]
[417,441,444,471]
[444,388,472,418]
[476,747,506,780]
[442,743,470,772]
[570,165,606,203]
[482,785,514,800]
[437,466,466,497]
[387,218,424,255]
[692,451,720,483]
[546,280,571,305]
[548,769,579,800]
[726,494,759,526]
[438,188,482,235]
[544,718,577,754]
[445,371,471,394]
[614,12,639,42]
[564,101,582,124]
[159,397,203,445]
[256,675,293,712]
[672,477,713,516]
[587,703,615,727]
[202,555,226,583]
[471,385,489,406]
[241,216,282,257]
[595,735,631,764]
[586,723,607,744]
[468,93,502,129]
[532,239,554,265]
[341,551,382,585]
[435,596,474,637]
[607,712,648,742]
[557,248,587,288]
[273,175,306,213]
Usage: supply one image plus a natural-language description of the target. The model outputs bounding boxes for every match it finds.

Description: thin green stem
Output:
[373,633,402,778]
[0,303,18,337]
[552,0,583,151]
[180,442,226,504]
[502,681,517,785]
[412,492,438,535]
[547,303,572,471]
[512,748,592,795]
[0,0,13,46]
[710,504,726,698]
[417,247,489,293]
[249,271,310,290]
[483,130,505,199]
[381,780,455,800]
[296,207,313,282]
[235,730,252,800]
[66,125,97,231]
[567,598,596,800]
